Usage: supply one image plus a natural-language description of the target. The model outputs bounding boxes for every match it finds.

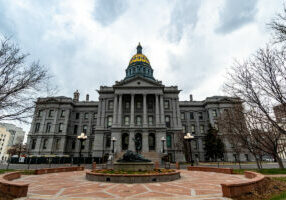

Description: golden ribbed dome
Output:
[129,53,150,65]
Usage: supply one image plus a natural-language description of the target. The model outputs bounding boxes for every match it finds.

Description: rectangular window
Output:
[73,125,78,135]
[84,113,89,120]
[200,125,204,134]
[136,102,142,109]
[182,124,186,133]
[60,110,65,118]
[37,110,43,117]
[48,110,54,117]
[164,100,169,109]
[198,112,203,120]
[181,112,185,120]
[165,116,170,128]
[93,113,97,119]
[81,140,86,150]
[147,101,153,109]
[46,123,51,133]
[148,116,153,125]
[107,116,112,127]
[108,101,114,110]
[190,112,194,120]
[125,102,130,109]
[31,139,36,149]
[105,133,111,148]
[72,140,76,150]
[55,139,60,150]
[75,112,80,119]
[167,134,172,148]
[35,123,40,133]
[58,123,63,133]
[193,140,198,150]
[43,139,48,150]
[124,116,130,125]
[136,116,142,125]
[82,125,87,134]
[212,110,217,117]
[191,124,195,134]
[92,125,96,134]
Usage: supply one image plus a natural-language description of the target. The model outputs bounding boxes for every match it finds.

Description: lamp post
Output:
[161,136,166,154]
[77,133,87,167]
[111,137,117,154]
[184,133,195,166]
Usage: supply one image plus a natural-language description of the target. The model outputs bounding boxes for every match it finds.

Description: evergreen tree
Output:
[205,124,225,162]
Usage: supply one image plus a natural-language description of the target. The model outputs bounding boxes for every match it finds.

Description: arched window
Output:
[122,133,129,150]
[148,133,155,151]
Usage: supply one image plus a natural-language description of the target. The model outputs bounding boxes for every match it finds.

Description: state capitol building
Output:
[27,44,251,162]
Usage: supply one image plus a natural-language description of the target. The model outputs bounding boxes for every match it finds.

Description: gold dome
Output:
[129,53,150,65]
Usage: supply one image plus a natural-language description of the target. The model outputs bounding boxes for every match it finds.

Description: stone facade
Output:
[27,44,252,162]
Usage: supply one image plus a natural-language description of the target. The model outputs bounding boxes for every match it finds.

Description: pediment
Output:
[114,76,164,88]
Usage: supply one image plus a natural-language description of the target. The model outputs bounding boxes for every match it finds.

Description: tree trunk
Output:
[255,156,261,169]
[275,155,284,169]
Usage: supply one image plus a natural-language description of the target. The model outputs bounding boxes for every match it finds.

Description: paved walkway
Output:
[15,170,248,200]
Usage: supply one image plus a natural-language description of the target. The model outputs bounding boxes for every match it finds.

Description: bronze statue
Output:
[117,150,151,162]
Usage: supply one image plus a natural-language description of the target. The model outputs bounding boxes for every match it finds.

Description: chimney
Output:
[86,94,89,101]
[190,94,193,101]
[73,90,80,102]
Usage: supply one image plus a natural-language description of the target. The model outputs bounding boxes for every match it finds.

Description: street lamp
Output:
[161,136,166,153]
[184,133,195,166]
[77,133,87,167]
[111,137,117,154]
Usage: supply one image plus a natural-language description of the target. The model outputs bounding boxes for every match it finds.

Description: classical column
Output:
[113,94,118,125]
[101,99,106,127]
[160,95,165,125]
[130,94,135,127]
[172,99,177,128]
[155,94,160,126]
[142,132,149,152]
[117,94,122,126]
[143,94,147,127]
[96,98,102,128]
[128,131,135,151]
[176,98,182,127]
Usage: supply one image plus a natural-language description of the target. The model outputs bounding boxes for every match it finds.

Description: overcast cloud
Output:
[0,0,283,134]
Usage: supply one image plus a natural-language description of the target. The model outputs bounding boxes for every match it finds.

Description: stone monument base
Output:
[113,162,154,171]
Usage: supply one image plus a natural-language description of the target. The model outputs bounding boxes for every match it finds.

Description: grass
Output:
[269,177,286,200]
[233,168,286,175]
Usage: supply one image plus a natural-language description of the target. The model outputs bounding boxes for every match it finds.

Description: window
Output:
[35,123,40,133]
[200,125,204,134]
[148,116,153,125]
[84,113,89,120]
[136,116,142,125]
[136,101,142,109]
[60,110,65,118]
[165,116,170,127]
[75,113,80,119]
[193,140,198,150]
[107,116,113,127]
[105,133,111,147]
[73,125,78,135]
[71,140,76,150]
[46,123,51,133]
[55,139,60,150]
[147,101,153,109]
[81,140,86,150]
[93,113,97,119]
[198,112,203,120]
[48,110,54,117]
[43,139,48,150]
[190,112,194,120]
[124,116,130,125]
[191,124,195,134]
[91,125,96,134]
[148,133,155,150]
[31,139,36,149]
[125,102,130,109]
[212,110,217,117]
[182,124,186,133]
[108,101,114,110]
[181,112,185,120]
[164,100,169,109]
[37,110,43,117]
[58,123,63,133]
[167,134,172,148]
[82,125,87,134]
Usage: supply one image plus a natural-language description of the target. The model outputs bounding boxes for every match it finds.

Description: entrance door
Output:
[122,133,129,150]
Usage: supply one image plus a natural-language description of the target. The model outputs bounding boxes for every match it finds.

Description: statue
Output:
[117,150,151,162]
[133,135,142,153]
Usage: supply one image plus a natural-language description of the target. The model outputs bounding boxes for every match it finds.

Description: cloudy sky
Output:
[0,0,284,133]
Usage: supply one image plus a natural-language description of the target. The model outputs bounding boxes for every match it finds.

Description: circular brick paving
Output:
[15,170,248,200]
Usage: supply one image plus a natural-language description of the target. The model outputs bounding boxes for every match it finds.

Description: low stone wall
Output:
[0,172,29,199]
[221,171,265,198]
[35,166,84,175]
[187,166,233,174]
[86,171,181,183]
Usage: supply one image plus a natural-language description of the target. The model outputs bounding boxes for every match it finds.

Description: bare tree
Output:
[174,131,190,163]
[0,37,54,123]
[270,7,286,44]
[224,46,286,137]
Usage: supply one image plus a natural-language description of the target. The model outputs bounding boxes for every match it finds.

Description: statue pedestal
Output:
[114,162,154,171]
